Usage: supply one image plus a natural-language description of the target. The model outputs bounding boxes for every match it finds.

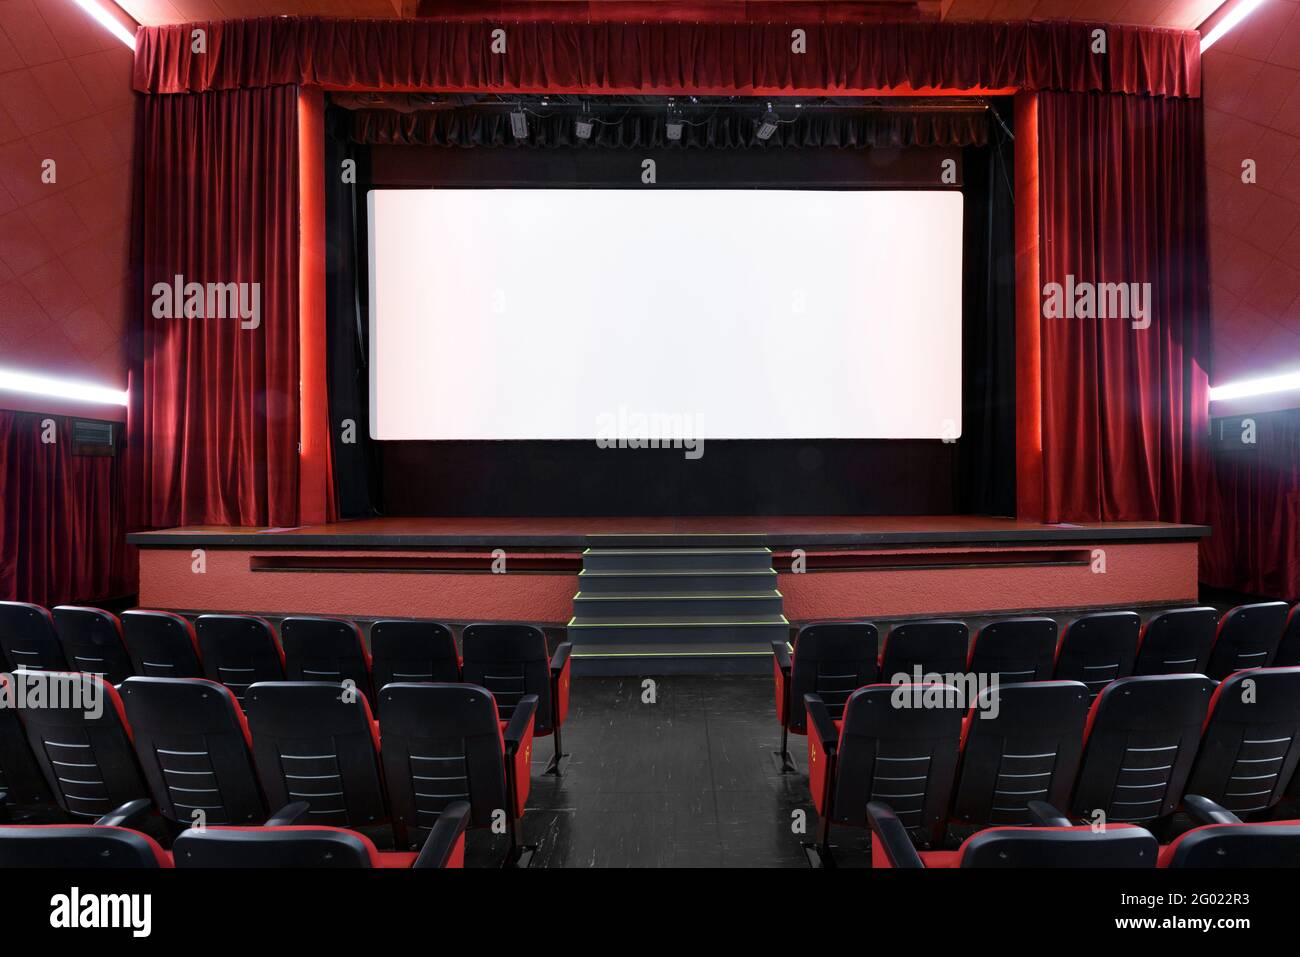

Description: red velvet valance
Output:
[133,17,1200,98]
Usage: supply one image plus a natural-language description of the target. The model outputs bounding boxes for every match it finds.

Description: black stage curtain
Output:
[349,107,989,150]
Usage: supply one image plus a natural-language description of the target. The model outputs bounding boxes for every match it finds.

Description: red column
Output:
[297,86,330,525]
[1013,91,1044,523]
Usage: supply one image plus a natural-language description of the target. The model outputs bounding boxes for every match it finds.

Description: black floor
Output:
[464,674,872,868]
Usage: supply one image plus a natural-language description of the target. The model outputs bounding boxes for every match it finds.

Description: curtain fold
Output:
[130,86,301,528]
[348,105,988,148]
[0,412,135,605]
[134,17,1200,98]
[1036,91,1211,525]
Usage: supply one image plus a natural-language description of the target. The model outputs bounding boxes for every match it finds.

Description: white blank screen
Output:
[368,188,963,441]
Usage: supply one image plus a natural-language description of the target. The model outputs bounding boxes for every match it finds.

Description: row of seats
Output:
[0,602,572,773]
[0,673,536,866]
[796,667,1300,865]
[774,602,1300,761]
[866,796,1300,868]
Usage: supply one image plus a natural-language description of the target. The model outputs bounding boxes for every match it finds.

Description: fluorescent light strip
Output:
[1201,0,1266,51]
[0,368,129,406]
[70,0,136,51]
[1209,368,1300,402]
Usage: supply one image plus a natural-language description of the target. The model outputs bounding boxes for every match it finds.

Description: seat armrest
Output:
[803,694,839,754]
[1027,801,1073,828]
[867,802,925,868]
[413,801,471,869]
[96,799,153,829]
[771,642,792,674]
[549,642,572,675]
[505,695,540,752]
[1183,794,1243,826]
[265,801,312,826]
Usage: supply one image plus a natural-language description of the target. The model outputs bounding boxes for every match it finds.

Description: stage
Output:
[129,515,1209,627]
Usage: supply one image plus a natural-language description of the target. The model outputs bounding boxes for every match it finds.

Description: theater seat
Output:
[19,672,151,819]
[195,614,285,702]
[1205,602,1290,679]
[1184,666,1300,817]
[950,681,1090,829]
[0,674,55,808]
[966,617,1058,683]
[243,682,387,833]
[804,683,963,866]
[868,801,1157,868]
[121,610,203,678]
[1274,605,1300,667]
[879,620,969,683]
[0,601,68,673]
[1070,674,1214,825]
[461,623,572,775]
[1133,607,1217,676]
[119,676,267,827]
[370,619,460,687]
[280,616,373,700]
[52,606,134,685]
[1158,795,1300,868]
[173,800,471,868]
[378,682,537,867]
[771,621,878,771]
[1054,611,1140,698]
[0,799,169,867]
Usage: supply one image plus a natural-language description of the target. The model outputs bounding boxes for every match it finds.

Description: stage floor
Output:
[129,514,1209,549]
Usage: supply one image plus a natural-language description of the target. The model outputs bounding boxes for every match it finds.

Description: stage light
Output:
[70,0,136,50]
[1201,0,1266,51]
[575,114,594,139]
[1209,368,1300,402]
[666,102,684,141]
[756,106,780,141]
[0,367,129,406]
[509,108,528,139]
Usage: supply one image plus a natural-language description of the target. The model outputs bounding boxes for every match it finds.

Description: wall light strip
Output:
[0,368,129,406]
[1209,368,1300,402]
[70,0,136,51]
[1201,0,1266,52]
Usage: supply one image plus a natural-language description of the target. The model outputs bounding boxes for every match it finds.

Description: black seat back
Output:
[1186,666,1300,816]
[1206,602,1289,679]
[958,825,1157,867]
[461,623,553,733]
[0,674,55,805]
[121,610,203,678]
[1054,611,1140,697]
[195,615,284,702]
[119,676,266,826]
[174,826,380,868]
[952,681,1090,827]
[1274,605,1300,667]
[1165,821,1300,867]
[243,681,385,829]
[832,684,963,844]
[1071,674,1214,823]
[371,620,459,689]
[0,826,166,867]
[19,672,150,818]
[0,601,68,672]
[879,620,969,683]
[280,617,372,699]
[378,682,507,840]
[1133,607,1217,675]
[788,622,878,732]
[967,617,1058,683]
[52,606,134,685]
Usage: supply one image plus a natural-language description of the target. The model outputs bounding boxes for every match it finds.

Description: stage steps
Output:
[568,536,787,675]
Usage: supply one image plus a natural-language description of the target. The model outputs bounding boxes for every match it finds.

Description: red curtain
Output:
[1202,409,1300,600]
[0,411,135,605]
[1036,91,1211,524]
[130,86,301,528]
[133,17,1200,98]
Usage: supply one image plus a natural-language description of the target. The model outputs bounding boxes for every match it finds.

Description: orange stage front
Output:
[129,516,1208,625]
